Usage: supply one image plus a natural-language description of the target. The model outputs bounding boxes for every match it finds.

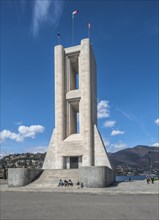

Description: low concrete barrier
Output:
[8,167,115,188]
[79,166,115,188]
[8,168,43,187]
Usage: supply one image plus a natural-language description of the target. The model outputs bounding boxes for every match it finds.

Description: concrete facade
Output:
[8,168,43,187]
[79,166,115,188]
[43,39,112,171]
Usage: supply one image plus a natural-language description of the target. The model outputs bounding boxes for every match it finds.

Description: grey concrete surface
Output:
[80,166,115,187]
[0,192,158,220]
[8,168,43,187]
[43,39,112,170]
[1,180,158,195]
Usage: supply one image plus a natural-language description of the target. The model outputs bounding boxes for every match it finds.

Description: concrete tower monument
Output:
[8,39,114,188]
[42,39,114,187]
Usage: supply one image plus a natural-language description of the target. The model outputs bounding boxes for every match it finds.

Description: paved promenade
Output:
[1,192,158,219]
[1,180,158,219]
[0,179,158,194]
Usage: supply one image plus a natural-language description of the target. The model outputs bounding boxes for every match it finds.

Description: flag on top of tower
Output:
[57,32,60,44]
[72,10,79,15]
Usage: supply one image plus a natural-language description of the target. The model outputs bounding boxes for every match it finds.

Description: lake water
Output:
[116,175,147,182]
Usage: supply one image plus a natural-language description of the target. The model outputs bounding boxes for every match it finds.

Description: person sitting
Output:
[76,181,80,185]
[68,179,73,186]
[80,182,83,188]
[58,179,64,187]
[64,179,68,187]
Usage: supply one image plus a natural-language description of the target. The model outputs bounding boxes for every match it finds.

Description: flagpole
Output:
[57,32,60,45]
[88,26,90,39]
[72,15,74,45]
[72,10,78,46]
[88,22,91,40]
[88,25,89,39]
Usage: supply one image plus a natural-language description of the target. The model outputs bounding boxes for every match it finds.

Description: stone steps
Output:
[26,169,80,188]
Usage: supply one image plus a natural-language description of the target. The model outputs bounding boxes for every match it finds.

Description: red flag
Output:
[72,10,79,15]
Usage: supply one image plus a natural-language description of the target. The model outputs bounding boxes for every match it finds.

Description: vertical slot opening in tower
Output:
[68,53,79,91]
[75,73,79,89]
[68,101,80,136]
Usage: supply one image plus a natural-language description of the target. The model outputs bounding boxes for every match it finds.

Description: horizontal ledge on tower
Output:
[66,90,81,100]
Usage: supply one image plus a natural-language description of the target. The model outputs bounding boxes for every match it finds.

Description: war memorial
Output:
[8,39,115,188]
[2,40,158,220]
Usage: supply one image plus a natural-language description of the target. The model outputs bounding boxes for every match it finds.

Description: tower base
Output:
[43,125,112,169]
[80,166,115,188]
[8,167,115,188]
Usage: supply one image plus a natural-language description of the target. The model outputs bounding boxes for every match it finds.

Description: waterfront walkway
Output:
[0,179,158,194]
[1,192,158,220]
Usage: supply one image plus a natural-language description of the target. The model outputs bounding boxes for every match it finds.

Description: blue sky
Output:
[0,0,158,156]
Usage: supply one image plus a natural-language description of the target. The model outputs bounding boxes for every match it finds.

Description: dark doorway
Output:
[70,157,78,169]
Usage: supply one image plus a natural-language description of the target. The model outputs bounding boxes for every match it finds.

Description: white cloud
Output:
[103,120,116,128]
[111,141,127,152]
[0,125,45,143]
[33,0,64,36]
[0,151,15,159]
[111,130,125,136]
[26,146,48,153]
[103,138,113,152]
[155,118,159,126]
[152,143,159,147]
[103,139,110,148]
[18,125,45,138]
[97,100,110,119]
[0,130,23,143]
[15,121,23,126]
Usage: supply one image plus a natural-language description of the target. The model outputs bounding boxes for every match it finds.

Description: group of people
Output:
[58,179,73,187]
[146,177,154,184]
[58,179,84,188]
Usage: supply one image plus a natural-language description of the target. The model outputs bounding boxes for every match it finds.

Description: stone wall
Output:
[8,167,114,188]
[79,166,115,188]
[8,168,43,187]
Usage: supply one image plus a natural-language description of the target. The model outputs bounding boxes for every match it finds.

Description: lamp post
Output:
[148,150,151,177]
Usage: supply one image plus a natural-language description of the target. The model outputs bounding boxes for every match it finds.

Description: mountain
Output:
[0,146,158,177]
[0,153,46,169]
[109,145,159,175]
